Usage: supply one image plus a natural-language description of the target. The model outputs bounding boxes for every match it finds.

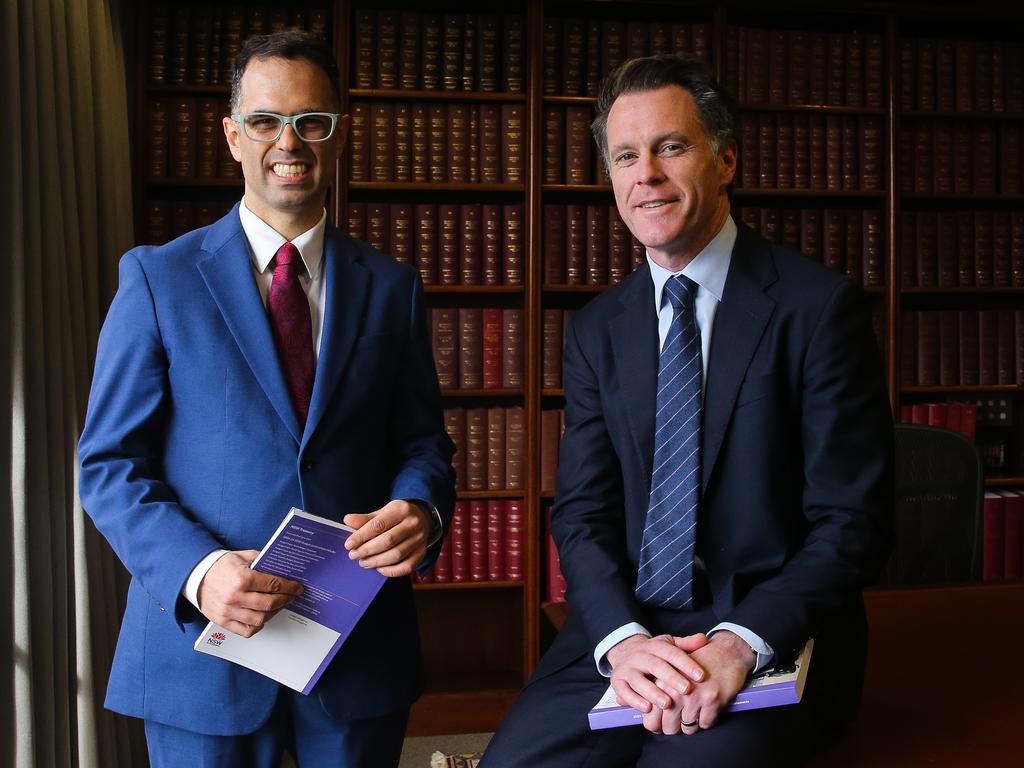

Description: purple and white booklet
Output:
[194,508,386,694]
[588,638,814,730]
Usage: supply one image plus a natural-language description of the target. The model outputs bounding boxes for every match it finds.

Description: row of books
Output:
[543,204,645,287]
[736,207,885,288]
[144,199,235,245]
[542,105,606,187]
[901,310,1024,387]
[898,401,978,441]
[345,202,523,287]
[897,37,1024,114]
[444,407,524,493]
[353,11,524,93]
[430,308,523,391]
[983,490,1024,581]
[148,97,240,181]
[736,114,882,192]
[349,102,524,185]
[542,311,576,390]
[148,4,330,86]
[899,210,1024,289]
[416,500,524,583]
[541,18,711,97]
[896,121,1019,195]
[540,410,566,495]
[723,27,883,109]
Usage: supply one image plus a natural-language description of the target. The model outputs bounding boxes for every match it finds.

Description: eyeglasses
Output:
[231,112,341,143]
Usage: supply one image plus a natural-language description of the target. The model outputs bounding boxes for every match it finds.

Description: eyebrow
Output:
[247,107,331,115]
[609,131,693,154]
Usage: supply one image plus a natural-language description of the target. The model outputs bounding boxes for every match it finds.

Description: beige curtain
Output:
[2,0,146,765]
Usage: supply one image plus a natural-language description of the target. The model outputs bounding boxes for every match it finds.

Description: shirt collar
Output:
[647,215,736,309]
[238,197,327,279]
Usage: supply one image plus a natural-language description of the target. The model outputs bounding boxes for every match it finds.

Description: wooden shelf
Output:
[349,88,526,102]
[414,580,524,591]
[986,476,1024,486]
[542,283,607,293]
[900,110,1024,121]
[147,83,230,95]
[542,183,612,193]
[349,182,525,192]
[901,287,1024,295]
[146,177,242,188]
[407,689,520,737]
[439,388,525,398]
[543,95,597,105]
[541,388,565,397]
[456,490,526,500]
[737,103,887,115]
[901,385,1021,393]
[424,285,524,295]
[733,188,887,199]
[900,192,1024,203]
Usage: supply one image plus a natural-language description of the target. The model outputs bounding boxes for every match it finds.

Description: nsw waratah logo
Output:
[206,631,227,647]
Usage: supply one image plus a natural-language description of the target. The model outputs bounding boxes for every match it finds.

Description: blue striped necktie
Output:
[635,274,702,610]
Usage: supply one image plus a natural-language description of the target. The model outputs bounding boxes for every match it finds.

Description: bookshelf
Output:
[130,0,1024,736]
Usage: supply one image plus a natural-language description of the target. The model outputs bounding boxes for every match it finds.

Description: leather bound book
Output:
[997,311,1016,384]
[723,26,740,99]
[170,98,195,178]
[975,40,994,112]
[414,203,438,285]
[800,208,822,263]
[366,203,389,255]
[602,21,626,78]
[480,104,502,184]
[900,312,917,385]
[1018,311,1024,385]
[955,39,974,113]
[740,207,759,234]
[478,15,500,92]
[1005,42,1023,113]
[916,37,936,111]
[845,31,865,107]
[468,499,487,580]
[421,13,442,90]
[196,99,219,178]
[915,210,938,287]
[464,413,487,489]
[586,205,609,285]
[865,33,884,108]
[974,210,994,287]
[148,98,169,177]
[168,10,188,85]
[482,204,503,286]
[844,210,863,285]
[957,210,975,287]
[189,9,212,84]
[564,18,586,96]
[394,103,412,182]
[958,310,980,386]
[433,535,452,583]
[745,28,768,104]
[936,39,956,112]
[486,406,506,489]
[503,15,525,92]
[482,310,503,390]
[432,308,458,389]
[788,29,809,104]
[691,24,710,64]
[863,209,884,287]
[389,204,414,267]
[486,501,505,581]
[503,205,524,286]
[505,500,524,581]
[932,120,953,194]
[768,29,787,105]
[898,38,915,112]
[758,115,777,189]
[627,21,649,61]
[979,310,999,385]
[782,209,800,250]
[609,206,631,284]
[502,104,525,184]
[459,309,483,389]
[505,407,524,491]
[973,122,997,194]
[445,408,467,491]
[740,115,759,189]
[468,105,480,183]
[348,102,370,182]
[826,33,845,106]
[448,103,470,183]
[462,13,477,91]
[370,102,395,182]
[428,103,448,183]
[776,114,794,189]
[953,122,972,194]
[544,105,566,184]
[305,9,329,41]
[760,208,781,244]
[917,310,940,386]
[808,31,828,105]
[398,12,420,90]
[148,5,168,83]
[841,116,859,191]
[825,115,842,191]
[438,203,460,286]
[650,21,669,55]
[544,204,566,284]
[566,204,587,285]
[354,10,375,88]
[809,116,826,190]
[585,20,601,96]
[860,116,882,191]
[376,10,398,89]
[450,502,468,582]
[939,310,960,387]
[542,18,560,95]
[896,125,913,195]
[542,309,563,389]
[565,106,594,185]
[144,200,169,245]
[1011,211,1024,287]
[219,6,244,85]
[913,120,932,194]
[937,212,958,288]
[823,208,845,274]
[631,238,646,272]
[442,13,463,91]
[994,211,1012,287]
[898,211,915,286]
[541,410,562,494]
[502,308,524,388]
[999,124,1021,194]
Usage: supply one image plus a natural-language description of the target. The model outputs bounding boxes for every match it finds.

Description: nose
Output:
[634,152,665,186]
[275,122,303,151]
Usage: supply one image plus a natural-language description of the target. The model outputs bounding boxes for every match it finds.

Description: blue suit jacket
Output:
[78,205,455,735]
[542,221,893,715]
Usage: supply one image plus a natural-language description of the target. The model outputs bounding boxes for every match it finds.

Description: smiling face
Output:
[605,85,736,271]
[223,56,348,239]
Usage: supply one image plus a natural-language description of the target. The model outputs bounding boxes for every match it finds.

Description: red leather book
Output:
[563,18,586,96]
[394,103,412,182]
[506,407,524,491]
[503,205,524,286]
[445,407,466,491]
[983,492,1005,581]
[410,104,429,182]
[431,308,458,389]
[609,206,631,284]
[586,205,609,285]
[788,29,808,104]
[366,203,389,255]
[486,406,506,489]
[502,309,523,389]
[447,103,470,183]
[926,403,948,427]
[945,402,963,434]
[450,502,469,582]
[998,490,1023,580]
[478,15,500,93]
[376,10,398,89]
[502,104,525,184]
[825,33,845,106]
[979,310,999,386]
[482,204,503,286]
[465,410,487,491]
[546,506,567,602]
[468,500,487,581]
[482,309,503,390]
[974,210,994,287]
[414,203,438,285]
[398,12,420,90]
[957,210,975,287]
[939,310,960,387]
[959,402,978,441]
[502,15,525,92]
[776,114,793,189]
[460,203,482,285]
[459,309,483,389]
[917,310,940,386]
[421,13,442,90]
[915,210,938,287]
[909,402,929,425]
[542,309,563,389]
[438,203,460,285]
[389,204,413,267]
[505,500,524,581]
[428,104,447,182]
[370,102,394,182]
[487,501,505,581]
[958,310,980,386]
[541,18,560,95]
[433,532,452,583]
[544,204,566,284]
[566,204,587,285]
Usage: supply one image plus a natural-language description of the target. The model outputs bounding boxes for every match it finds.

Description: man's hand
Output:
[344,500,431,577]
[197,550,304,638]
[608,633,709,724]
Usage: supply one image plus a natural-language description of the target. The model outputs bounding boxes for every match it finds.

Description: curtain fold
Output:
[3,0,142,765]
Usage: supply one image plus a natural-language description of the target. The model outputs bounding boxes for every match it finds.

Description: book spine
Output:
[486,406,506,490]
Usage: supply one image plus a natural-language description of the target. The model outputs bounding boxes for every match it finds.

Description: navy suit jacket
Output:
[542,221,892,713]
[78,205,455,735]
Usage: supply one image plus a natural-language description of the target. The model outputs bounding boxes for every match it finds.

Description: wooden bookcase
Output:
[130,0,1024,736]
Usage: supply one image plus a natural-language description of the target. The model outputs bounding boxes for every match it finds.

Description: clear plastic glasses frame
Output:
[231,111,341,142]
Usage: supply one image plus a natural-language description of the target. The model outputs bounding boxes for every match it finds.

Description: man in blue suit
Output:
[78,30,454,767]
[482,55,892,767]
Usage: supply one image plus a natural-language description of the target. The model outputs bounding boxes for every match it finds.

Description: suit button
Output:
[301,460,314,472]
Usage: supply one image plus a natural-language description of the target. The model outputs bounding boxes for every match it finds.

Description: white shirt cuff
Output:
[709,622,775,673]
[594,622,652,676]
[183,549,229,610]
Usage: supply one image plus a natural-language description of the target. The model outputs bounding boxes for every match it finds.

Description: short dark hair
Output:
[230,29,340,113]
[591,54,737,166]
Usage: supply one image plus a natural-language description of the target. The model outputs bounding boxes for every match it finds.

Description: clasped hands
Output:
[607,630,755,735]
[196,500,430,637]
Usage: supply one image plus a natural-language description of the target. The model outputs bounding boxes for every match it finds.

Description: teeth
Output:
[640,201,668,208]
[273,163,308,176]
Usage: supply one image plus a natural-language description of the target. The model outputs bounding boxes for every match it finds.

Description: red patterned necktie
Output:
[268,242,315,426]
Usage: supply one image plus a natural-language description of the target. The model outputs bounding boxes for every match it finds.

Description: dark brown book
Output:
[957,210,975,287]
[144,199,169,244]
[376,10,398,90]
[462,13,477,91]
[979,310,999,385]
[219,6,244,85]
[414,203,438,285]
[650,21,669,55]
[428,103,447,183]
[366,203,389,255]
[398,12,420,90]
[745,28,768,104]
[845,31,865,107]
[148,4,169,83]
[860,117,882,191]
[1018,311,1024,385]
[936,39,956,112]
[897,126,914,195]
[502,308,524,389]
[1006,42,1023,113]
[170,98,196,178]
[542,18,561,95]
[348,102,370,182]
[438,203,460,285]
[809,116,826,190]
[148,98,169,177]
[974,210,994,287]
[450,502,468,582]
[432,309,458,389]
[768,29,787,104]
[390,204,414,267]
[505,407,524,491]
[482,310,502,390]
[478,15,500,92]
[459,309,483,389]
[932,120,953,194]
[586,205,609,285]
[917,310,940,386]
[845,210,863,284]
[609,206,631,284]
[195,98,219,178]
[691,24,710,64]
[448,104,470,183]
[782,209,800,250]
[346,202,367,241]
[841,116,859,191]
[999,124,1021,194]
[602,21,626,79]
[823,208,845,274]
[900,311,918,385]
[168,9,188,85]
[370,103,394,182]
[825,115,842,191]
[955,39,974,113]
[465,412,487,493]
[997,311,1015,385]
[563,18,586,96]
[758,113,777,189]
[958,310,980,385]
[863,209,884,287]
[540,409,562,493]
[973,122,997,194]
[502,104,525,184]
[170,201,192,239]
[565,106,593,185]
[542,309,563,389]
[627,21,649,61]
[468,105,480,183]
[898,38,915,112]
[939,310,960,387]
[801,208,822,263]
[760,207,781,244]
[442,13,463,92]
[566,204,587,285]
[915,210,938,287]
[913,121,933,194]
[544,204,566,284]
[776,114,793,189]
[916,37,936,111]
[479,104,501,184]
[394,103,412,182]
[994,211,1012,287]
[740,115,759,189]
[585,20,601,96]
[503,205,524,286]
[808,31,828,105]
[953,122,973,194]
[975,40,994,112]
[787,29,809,104]
[445,408,467,491]
[543,106,565,184]
[482,204,503,286]
[937,212,958,288]
[865,33,884,108]
[899,211,915,287]
[502,15,525,92]
[825,33,845,106]
[353,10,375,88]
[189,8,213,84]
[723,25,740,98]
[421,13,442,90]
[1012,211,1024,287]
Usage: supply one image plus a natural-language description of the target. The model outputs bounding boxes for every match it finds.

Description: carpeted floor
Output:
[399,732,492,767]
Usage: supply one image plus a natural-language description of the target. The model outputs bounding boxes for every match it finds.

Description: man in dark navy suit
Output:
[482,54,892,767]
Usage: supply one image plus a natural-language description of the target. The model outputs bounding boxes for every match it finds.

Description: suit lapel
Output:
[610,265,659,482]
[302,229,369,448]
[196,207,303,444]
[701,225,777,491]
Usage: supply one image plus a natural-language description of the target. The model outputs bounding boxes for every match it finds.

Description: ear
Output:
[223,116,243,163]
[717,139,737,188]
[334,113,351,153]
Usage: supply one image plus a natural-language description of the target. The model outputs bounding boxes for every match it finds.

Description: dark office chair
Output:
[882,424,984,586]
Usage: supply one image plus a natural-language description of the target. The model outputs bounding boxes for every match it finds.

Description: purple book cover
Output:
[588,639,814,730]
[194,508,386,694]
